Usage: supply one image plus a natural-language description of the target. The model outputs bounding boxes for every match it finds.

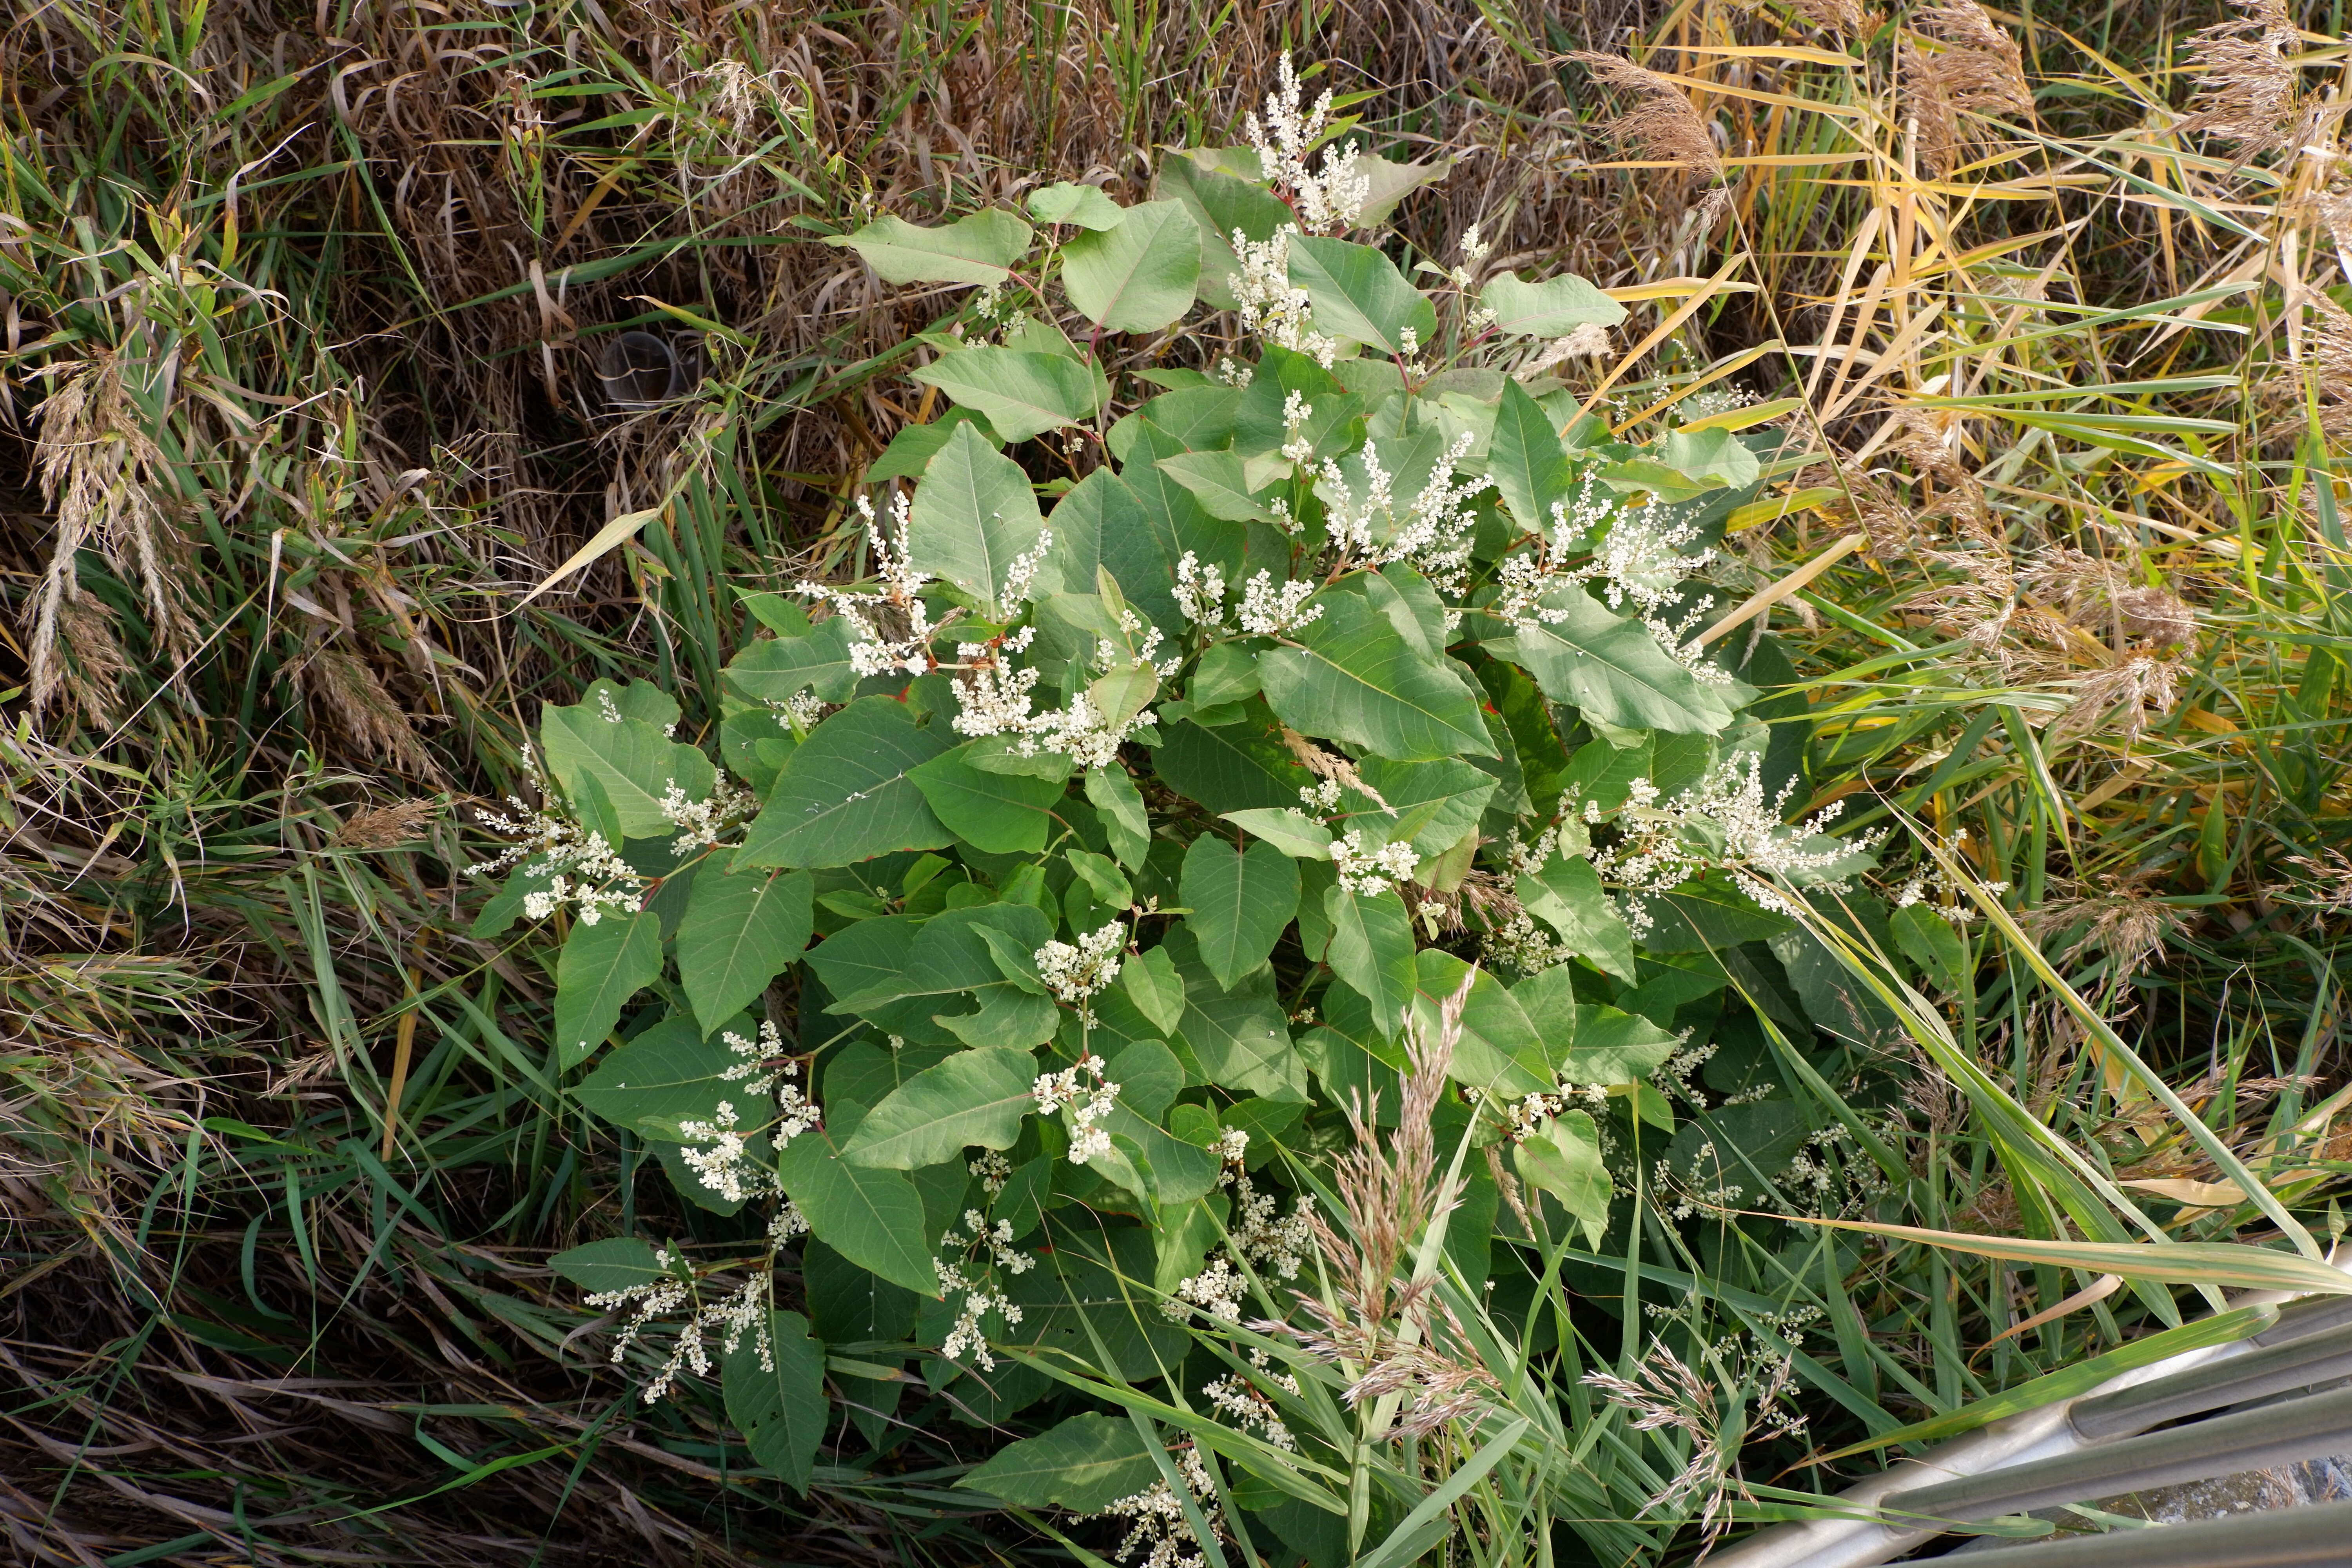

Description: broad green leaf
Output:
[1188,641,1263,710]
[1659,426,1761,491]
[1066,849,1132,909]
[1088,661,1160,729]
[550,1237,668,1295]
[835,904,1058,1049]
[1182,836,1301,989]
[1029,182,1125,230]
[1154,717,1314,814]
[1492,592,1747,735]
[957,1413,1158,1508]
[1516,1111,1612,1247]
[908,420,1050,607]
[1150,154,1292,310]
[908,742,1065,855]
[1062,200,1200,332]
[677,867,815,1034]
[1355,755,1497,857]
[1002,1227,1189,1378]
[826,209,1032,285]
[1353,150,1454,227]
[1154,449,1277,521]
[804,912,921,1011]
[1286,234,1436,356]
[1479,270,1626,338]
[840,1045,1038,1169]
[723,616,858,706]
[778,1122,939,1296]
[1488,377,1579,531]
[1120,945,1187,1035]
[1323,885,1417,1037]
[737,697,955,869]
[574,1011,746,1136]
[554,910,663,1070]
[913,347,1099,443]
[1085,764,1152,869]
[1511,967,1678,1083]
[1111,385,1242,462]
[1604,428,1763,502]
[1412,950,1546,1095]
[726,1310,828,1492]
[1172,956,1302,1098]
[1892,903,1970,993]
[866,406,996,483]
[539,690,716,840]
[1234,343,1359,460]
[1260,592,1496,762]
[1218,808,1333,860]
[1039,470,1181,634]
[805,1237,919,1343]
[1515,854,1637,982]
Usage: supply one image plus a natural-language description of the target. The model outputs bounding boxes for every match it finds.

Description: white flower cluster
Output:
[969,1150,1012,1194]
[677,1102,780,1204]
[588,1255,773,1406]
[1480,910,1574,976]
[1204,1370,1296,1451]
[467,744,647,926]
[717,1020,819,1131]
[584,1246,688,1364]
[1316,432,1489,594]
[1230,226,1339,367]
[936,1209,1033,1370]
[659,771,757,856]
[1492,479,1615,625]
[1244,53,1368,233]
[1494,485,1733,680]
[770,689,828,733]
[1034,922,1126,1022]
[1330,830,1420,896]
[1238,570,1321,635]
[1174,552,1227,629]
[1169,1254,1248,1322]
[1174,551,1323,639]
[1098,1447,1222,1568]
[1590,754,1884,938]
[952,615,1171,770]
[1167,1163,1312,1321]
[1034,1054,1121,1163]
[797,493,938,679]
[1890,826,2008,919]
[1279,390,1318,464]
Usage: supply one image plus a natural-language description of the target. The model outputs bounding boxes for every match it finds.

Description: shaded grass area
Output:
[1,0,2347,1562]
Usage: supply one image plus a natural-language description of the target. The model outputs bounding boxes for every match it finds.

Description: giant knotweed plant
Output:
[476,61,1909,1564]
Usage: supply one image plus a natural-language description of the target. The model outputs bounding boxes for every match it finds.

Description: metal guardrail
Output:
[1712,1271,2352,1567]
[1927,1497,2352,1567]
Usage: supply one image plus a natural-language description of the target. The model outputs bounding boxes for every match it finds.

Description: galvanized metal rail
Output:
[1711,1279,2352,1567]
